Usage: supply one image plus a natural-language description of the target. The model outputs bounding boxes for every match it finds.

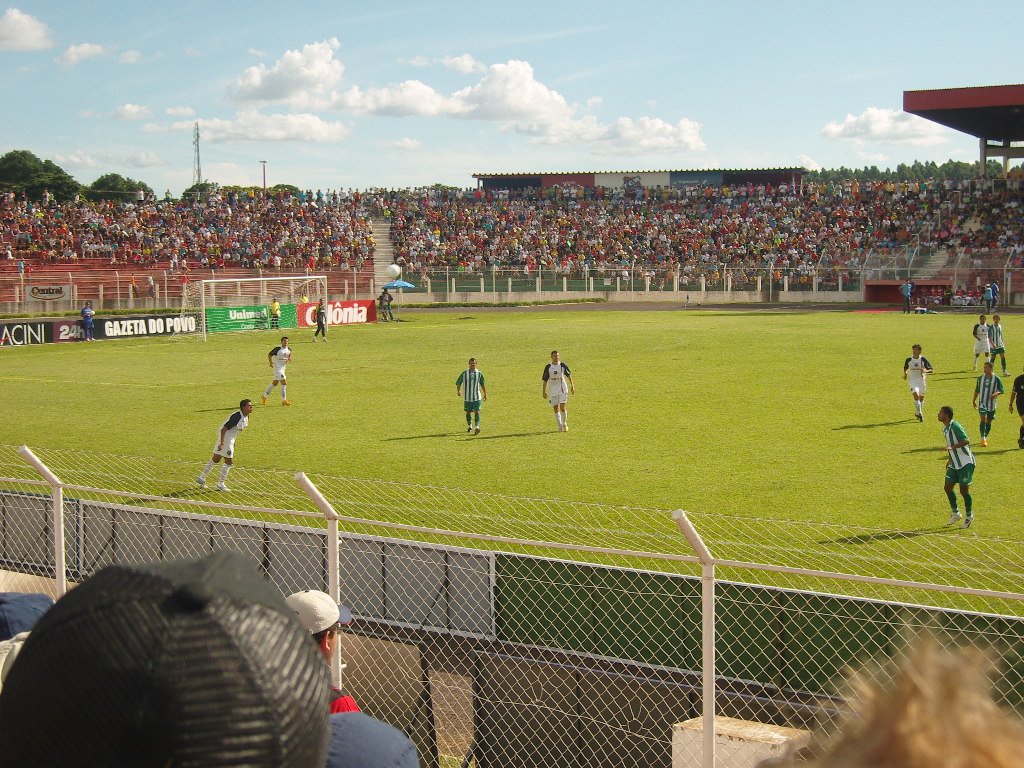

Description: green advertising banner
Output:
[205,304,297,333]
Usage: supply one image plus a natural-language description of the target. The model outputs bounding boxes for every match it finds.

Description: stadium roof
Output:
[473,167,805,178]
[903,84,1024,141]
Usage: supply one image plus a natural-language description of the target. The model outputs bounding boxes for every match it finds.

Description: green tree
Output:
[85,173,155,202]
[0,149,82,201]
[181,181,219,201]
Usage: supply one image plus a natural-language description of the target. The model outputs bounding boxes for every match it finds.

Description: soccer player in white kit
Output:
[542,350,575,432]
[972,314,991,370]
[261,336,292,406]
[197,399,253,491]
[903,344,933,422]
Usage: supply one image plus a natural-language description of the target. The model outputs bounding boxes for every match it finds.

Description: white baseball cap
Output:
[285,590,353,634]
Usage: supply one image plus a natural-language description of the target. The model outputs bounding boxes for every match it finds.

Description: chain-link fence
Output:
[1,444,1021,768]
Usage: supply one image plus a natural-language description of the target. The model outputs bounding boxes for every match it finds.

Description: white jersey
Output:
[269,345,291,376]
[543,362,571,395]
[904,355,931,390]
[214,410,248,458]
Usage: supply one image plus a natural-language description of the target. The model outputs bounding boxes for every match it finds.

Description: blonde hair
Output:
[766,638,1024,768]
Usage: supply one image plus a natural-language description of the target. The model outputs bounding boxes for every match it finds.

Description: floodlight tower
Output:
[192,122,203,186]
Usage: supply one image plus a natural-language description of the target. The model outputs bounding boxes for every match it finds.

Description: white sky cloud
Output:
[247,47,268,58]
[335,80,463,116]
[232,38,343,108]
[0,8,52,51]
[119,49,141,64]
[115,103,152,120]
[797,154,822,172]
[57,43,105,68]
[392,138,422,151]
[165,106,194,116]
[441,54,485,74]
[54,150,164,169]
[822,107,948,146]
[160,110,350,143]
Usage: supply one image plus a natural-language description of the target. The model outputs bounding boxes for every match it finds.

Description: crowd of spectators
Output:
[379,180,1017,284]
[0,188,376,273]
[3,178,1023,288]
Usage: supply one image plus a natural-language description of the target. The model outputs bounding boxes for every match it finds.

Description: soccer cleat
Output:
[260,395,268,405]
[215,484,229,492]
[979,439,988,447]
[916,413,923,422]
[946,511,962,526]
[562,425,569,432]
[474,426,480,435]
[196,476,206,487]
[467,426,472,433]
[961,515,974,529]
[1018,437,1024,449]
[282,399,292,406]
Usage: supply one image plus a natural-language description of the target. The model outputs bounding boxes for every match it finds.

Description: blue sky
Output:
[1,2,1021,195]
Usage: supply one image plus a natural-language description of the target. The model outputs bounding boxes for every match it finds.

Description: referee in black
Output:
[313,299,328,342]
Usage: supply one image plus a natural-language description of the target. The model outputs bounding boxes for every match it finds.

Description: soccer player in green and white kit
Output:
[988,313,1008,376]
[456,357,487,434]
[972,361,1004,447]
[938,405,975,529]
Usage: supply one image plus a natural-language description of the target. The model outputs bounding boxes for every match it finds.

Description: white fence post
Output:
[673,510,715,768]
[18,445,68,596]
[294,471,342,687]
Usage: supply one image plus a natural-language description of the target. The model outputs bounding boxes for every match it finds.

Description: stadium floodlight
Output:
[182,275,328,341]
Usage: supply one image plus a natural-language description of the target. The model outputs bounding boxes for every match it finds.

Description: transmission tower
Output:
[192,122,203,186]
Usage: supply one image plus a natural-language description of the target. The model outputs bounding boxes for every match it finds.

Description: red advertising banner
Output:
[296,299,377,327]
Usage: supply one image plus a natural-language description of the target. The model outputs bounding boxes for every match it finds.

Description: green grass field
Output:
[3,306,1023,542]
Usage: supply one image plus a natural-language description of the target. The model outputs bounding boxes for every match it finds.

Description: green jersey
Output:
[456,369,485,402]
[943,420,975,469]
[988,322,1005,349]
[975,374,1004,412]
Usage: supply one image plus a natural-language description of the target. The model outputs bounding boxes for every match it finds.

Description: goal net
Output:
[182,275,328,340]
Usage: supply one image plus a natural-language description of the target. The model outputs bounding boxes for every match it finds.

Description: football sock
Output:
[466,412,472,426]
[281,384,287,400]
[219,464,230,485]
[980,420,986,437]
[264,384,273,396]
[199,460,214,481]
[964,493,972,515]
[474,413,480,426]
[1019,425,1024,440]
[554,412,562,427]
[946,490,958,511]
[915,400,922,416]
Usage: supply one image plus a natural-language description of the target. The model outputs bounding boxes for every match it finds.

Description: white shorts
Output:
[974,340,990,355]
[908,380,926,395]
[549,391,568,406]
[273,366,287,381]
[213,437,236,459]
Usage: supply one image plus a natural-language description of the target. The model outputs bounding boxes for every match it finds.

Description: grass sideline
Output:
[3,307,1022,580]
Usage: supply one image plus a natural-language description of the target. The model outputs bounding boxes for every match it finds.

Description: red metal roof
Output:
[904,84,1024,141]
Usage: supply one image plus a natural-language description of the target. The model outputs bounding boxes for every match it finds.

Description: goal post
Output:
[182,275,329,340]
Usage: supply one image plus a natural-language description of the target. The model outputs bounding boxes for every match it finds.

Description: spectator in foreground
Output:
[0,592,54,695]
[286,589,361,713]
[0,551,330,767]
[760,638,1024,768]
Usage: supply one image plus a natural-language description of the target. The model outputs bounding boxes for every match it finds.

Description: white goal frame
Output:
[184,275,329,341]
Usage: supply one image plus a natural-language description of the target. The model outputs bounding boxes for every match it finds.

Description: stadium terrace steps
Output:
[912,246,953,279]
[371,219,397,283]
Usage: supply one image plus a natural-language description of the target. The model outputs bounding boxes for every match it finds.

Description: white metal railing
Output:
[2,445,1022,768]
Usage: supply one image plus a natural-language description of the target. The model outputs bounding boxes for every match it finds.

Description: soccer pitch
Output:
[3,306,1022,542]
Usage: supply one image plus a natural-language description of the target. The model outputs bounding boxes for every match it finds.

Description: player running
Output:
[988,313,1008,376]
[903,344,933,422]
[261,336,292,406]
[938,405,975,529]
[972,314,991,370]
[542,350,575,432]
[973,361,1004,447]
[197,399,253,492]
[455,357,487,434]
[1010,365,1024,449]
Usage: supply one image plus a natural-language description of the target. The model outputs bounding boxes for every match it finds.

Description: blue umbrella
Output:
[383,279,415,289]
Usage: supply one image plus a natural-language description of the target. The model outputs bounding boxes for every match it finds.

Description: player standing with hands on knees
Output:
[262,336,292,406]
[903,344,933,422]
[542,350,575,432]
[197,399,253,491]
